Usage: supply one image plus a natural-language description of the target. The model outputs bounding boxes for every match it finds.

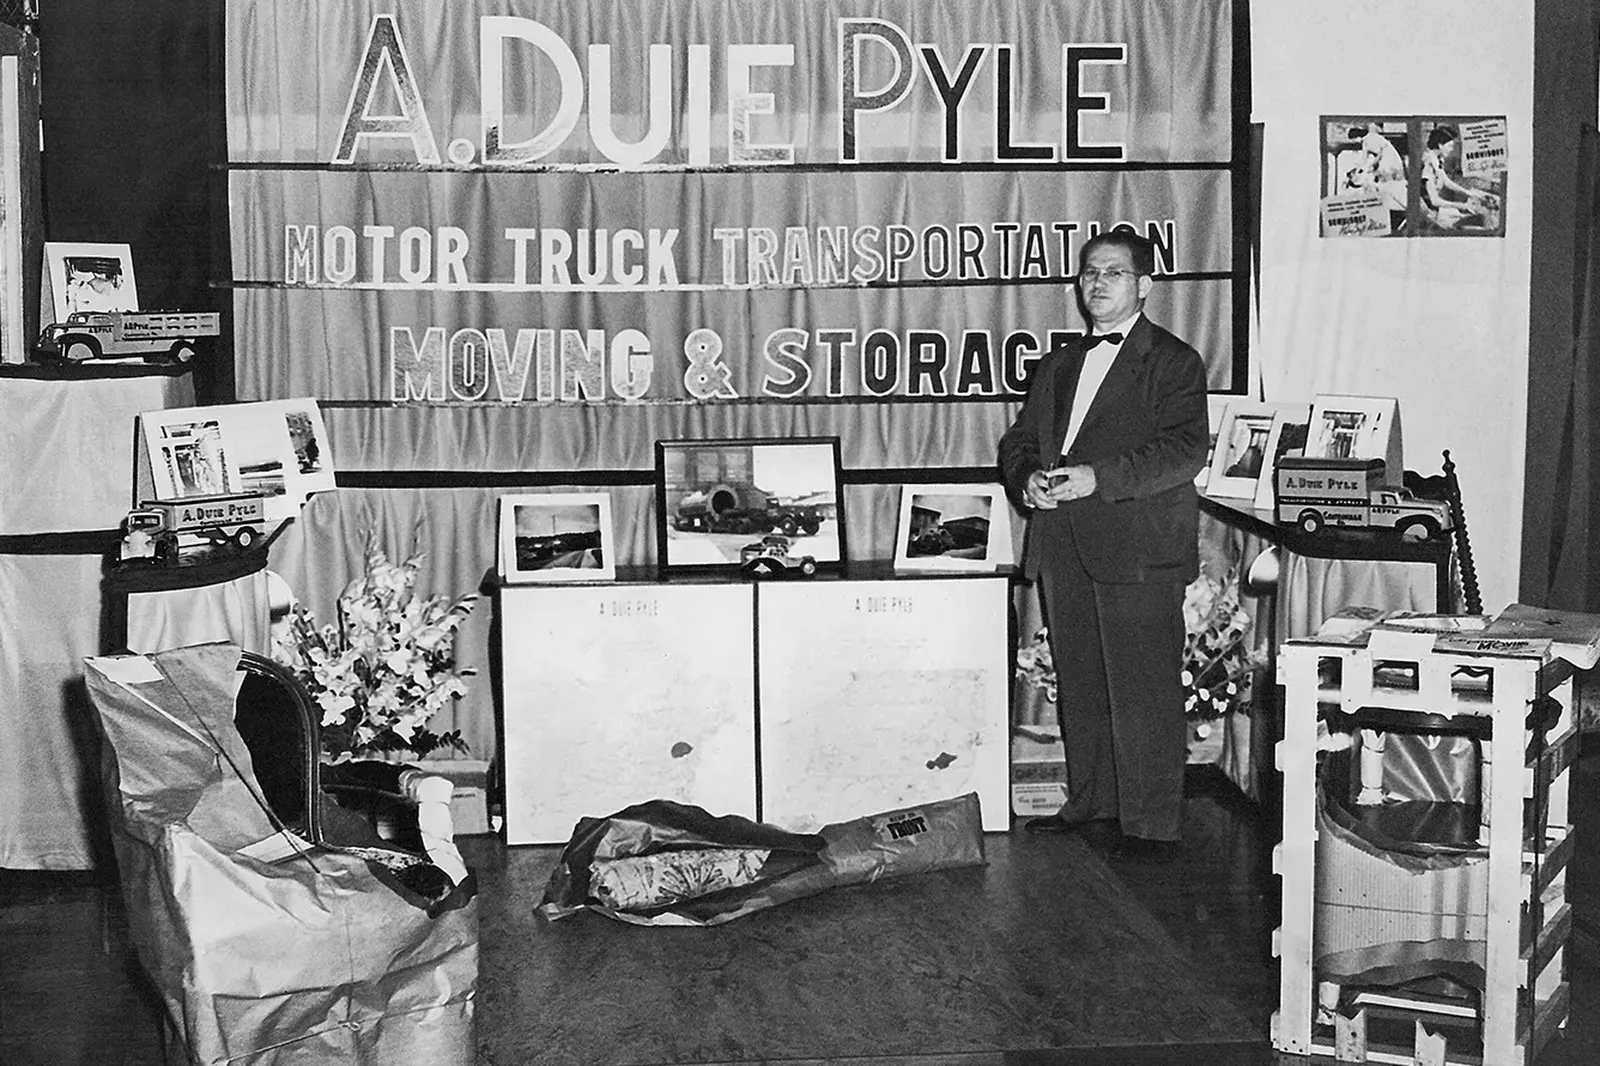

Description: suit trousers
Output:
[1039,531,1188,841]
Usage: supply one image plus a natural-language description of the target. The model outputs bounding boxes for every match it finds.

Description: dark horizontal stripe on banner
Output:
[332,467,999,490]
[219,159,1233,175]
[313,395,1027,409]
[0,362,192,381]
[219,270,1237,294]
[336,469,651,489]
[0,530,122,555]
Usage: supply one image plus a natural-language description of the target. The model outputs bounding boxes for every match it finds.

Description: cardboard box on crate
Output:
[1011,725,1068,817]
[407,758,492,836]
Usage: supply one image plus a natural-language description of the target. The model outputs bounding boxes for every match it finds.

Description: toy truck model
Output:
[121,493,268,565]
[1275,456,1453,539]
[37,310,221,363]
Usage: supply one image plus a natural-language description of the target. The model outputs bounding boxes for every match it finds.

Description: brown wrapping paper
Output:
[84,643,478,1065]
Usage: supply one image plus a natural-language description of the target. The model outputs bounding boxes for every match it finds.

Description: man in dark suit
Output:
[998,228,1209,859]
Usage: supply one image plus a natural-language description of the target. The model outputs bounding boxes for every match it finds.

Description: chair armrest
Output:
[398,768,469,885]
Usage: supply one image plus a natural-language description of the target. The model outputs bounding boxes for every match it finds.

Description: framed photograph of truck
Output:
[654,437,845,578]
[893,484,1012,573]
[497,492,615,584]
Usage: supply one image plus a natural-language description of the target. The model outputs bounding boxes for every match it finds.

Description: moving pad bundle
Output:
[539,792,986,926]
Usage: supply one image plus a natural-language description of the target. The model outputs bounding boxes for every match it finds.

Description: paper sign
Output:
[86,654,163,686]
[1459,119,1508,178]
[1320,191,1390,237]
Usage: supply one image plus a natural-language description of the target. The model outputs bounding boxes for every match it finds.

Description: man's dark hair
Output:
[1079,226,1156,277]
[1426,124,1458,151]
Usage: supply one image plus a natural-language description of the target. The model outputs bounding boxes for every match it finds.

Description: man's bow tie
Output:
[1084,332,1124,351]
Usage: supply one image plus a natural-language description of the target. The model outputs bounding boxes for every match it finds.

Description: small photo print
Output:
[283,409,325,475]
[499,492,615,583]
[513,502,604,571]
[158,421,235,497]
[905,492,993,561]
[1220,415,1274,480]
[1321,118,1409,237]
[893,483,1010,572]
[1416,117,1505,237]
[1313,410,1369,459]
[44,242,140,323]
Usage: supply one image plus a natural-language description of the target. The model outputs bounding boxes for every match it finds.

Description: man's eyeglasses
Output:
[1078,267,1138,284]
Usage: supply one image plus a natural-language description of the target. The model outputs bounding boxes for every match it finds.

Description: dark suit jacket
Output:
[998,315,1210,584]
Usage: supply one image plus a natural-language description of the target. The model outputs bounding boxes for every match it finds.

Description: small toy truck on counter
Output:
[1275,456,1453,539]
[37,310,220,363]
[120,493,268,565]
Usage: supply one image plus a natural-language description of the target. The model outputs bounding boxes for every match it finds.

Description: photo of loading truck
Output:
[1274,456,1453,539]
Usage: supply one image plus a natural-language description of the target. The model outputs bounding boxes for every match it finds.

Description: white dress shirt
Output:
[1059,312,1141,458]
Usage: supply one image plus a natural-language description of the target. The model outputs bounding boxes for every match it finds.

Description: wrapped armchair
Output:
[83,641,478,1066]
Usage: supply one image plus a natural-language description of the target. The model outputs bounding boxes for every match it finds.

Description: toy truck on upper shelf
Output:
[120,493,268,566]
[1275,456,1454,539]
[37,310,220,363]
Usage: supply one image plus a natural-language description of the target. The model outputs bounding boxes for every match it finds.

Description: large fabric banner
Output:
[226,0,1242,473]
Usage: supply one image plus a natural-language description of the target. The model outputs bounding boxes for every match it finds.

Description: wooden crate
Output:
[1272,632,1577,1066]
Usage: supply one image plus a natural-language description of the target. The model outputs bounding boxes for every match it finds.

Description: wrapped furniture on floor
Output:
[82,641,478,1066]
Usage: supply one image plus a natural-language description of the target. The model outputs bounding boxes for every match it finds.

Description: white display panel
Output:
[756,577,1011,832]
[500,582,757,844]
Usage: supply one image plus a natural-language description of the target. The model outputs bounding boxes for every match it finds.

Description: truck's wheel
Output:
[233,526,260,551]
[802,518,821,535]
[800,558,817,576]
[1297,510,1323,534]
[779,516,798,535]
[154,535,179,566]
[166,341,197,363]
[63,337,101,361]
[1396,517,1439,542]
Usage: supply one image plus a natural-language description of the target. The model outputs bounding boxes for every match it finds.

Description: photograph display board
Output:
[497,492,615,584]
[138,398,335,520]
[893,484,1012,572]
[655,437,844,576]
[755,577,1011,833]
[499,582,758,844]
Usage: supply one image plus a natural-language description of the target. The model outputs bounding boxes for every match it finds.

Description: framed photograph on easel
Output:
[893,484,1012,572]
[43,241,138,325]
[1252,404,1311,510]
[497,492,615,584]
[654,437,844,577]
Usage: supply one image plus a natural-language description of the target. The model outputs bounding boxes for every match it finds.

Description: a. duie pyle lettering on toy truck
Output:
[1274,456,1451,539]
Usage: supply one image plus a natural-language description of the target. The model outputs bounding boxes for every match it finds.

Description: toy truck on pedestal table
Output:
[120,493,268,565]
[1275,456,1453,539]
[37,310,221,363]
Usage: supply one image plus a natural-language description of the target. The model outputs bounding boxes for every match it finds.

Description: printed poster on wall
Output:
[224,0,1247,470]
[1320,115,1506,239]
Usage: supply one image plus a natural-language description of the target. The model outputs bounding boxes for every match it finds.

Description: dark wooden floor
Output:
[3,762,1598,1066]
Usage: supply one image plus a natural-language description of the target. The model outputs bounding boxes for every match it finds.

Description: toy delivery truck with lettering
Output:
[37,310,220,363]
[1275,457,1453,539]
[120,493,268,565]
